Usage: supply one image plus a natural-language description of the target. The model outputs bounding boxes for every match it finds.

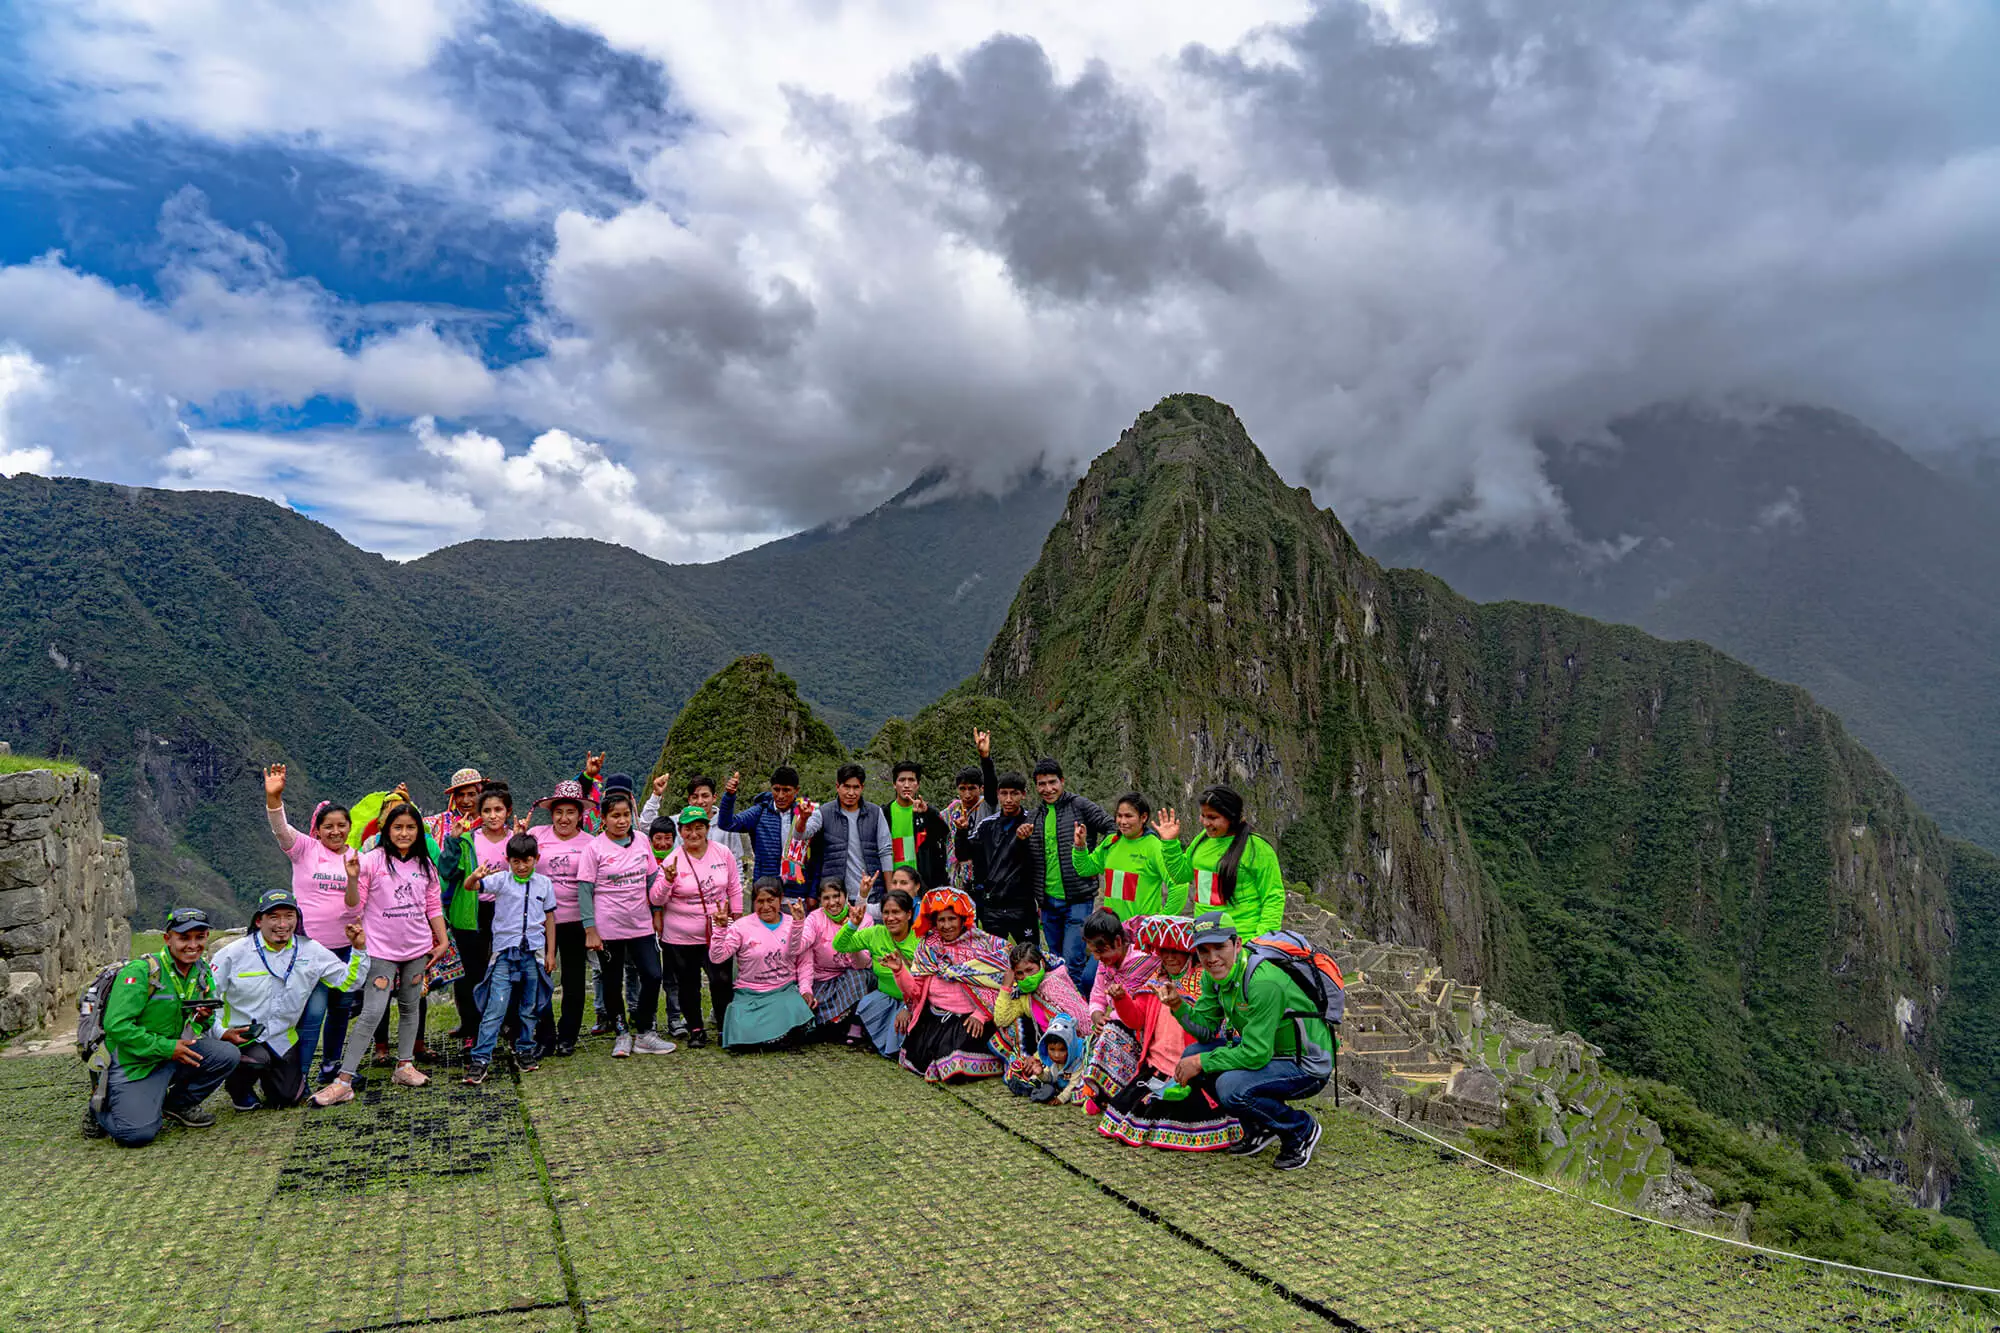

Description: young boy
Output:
[885,760,949,888]
[942,738,996,894]
[463,834,558,1085]
[958,732,1038,943]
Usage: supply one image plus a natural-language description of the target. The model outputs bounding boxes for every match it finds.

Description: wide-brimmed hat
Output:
[534,779,598,812]
[252,887,301,923]
[445,767,486,793]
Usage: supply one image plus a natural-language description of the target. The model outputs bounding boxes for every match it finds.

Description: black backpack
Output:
[77,954,160,1060]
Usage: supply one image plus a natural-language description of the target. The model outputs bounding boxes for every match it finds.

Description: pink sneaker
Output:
[311,1078,355,1108]
[392,1062,429,1088]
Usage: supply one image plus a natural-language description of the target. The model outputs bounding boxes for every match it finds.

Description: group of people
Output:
[83,730,1335,1171]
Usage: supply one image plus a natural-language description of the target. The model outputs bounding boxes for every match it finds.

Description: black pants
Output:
[981,909,1039,946]
[665,940,734,1036]
[601,936,661,1033]
[372,995,427,1050]
[451,900,497,1036]
[552,921,588,1046]
[225,1040,308,1108]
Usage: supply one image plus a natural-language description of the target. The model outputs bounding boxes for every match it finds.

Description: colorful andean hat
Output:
[1134,915,1197,955]
[535,779,598,812]
[446,767,486,793]
[915,887,976,935]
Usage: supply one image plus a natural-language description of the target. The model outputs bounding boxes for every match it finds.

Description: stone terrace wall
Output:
[0,768,135,1037]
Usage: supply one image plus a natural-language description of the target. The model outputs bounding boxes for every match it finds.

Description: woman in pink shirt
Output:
[531,780,598,1057]
[658,805,740,1048]
[707,881,813,1052]
[788,879,874,1040]
[263,763,361,1082]
[892,888,1009,1084]
[587,786,673,1058]
[312,802,447,1106]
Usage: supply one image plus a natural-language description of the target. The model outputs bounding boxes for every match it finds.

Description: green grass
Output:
[0,1008,1992,1331]
[0,753,79,774]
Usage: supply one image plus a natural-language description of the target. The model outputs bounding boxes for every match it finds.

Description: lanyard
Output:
[159,951,202,1001]
[252,934,299,985]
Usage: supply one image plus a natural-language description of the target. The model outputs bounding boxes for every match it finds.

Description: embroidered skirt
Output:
[1099,1076,1242,1152]
[720,984,813,1051]
[899,1008,1003,1083]
[1081,1020,1142,1102]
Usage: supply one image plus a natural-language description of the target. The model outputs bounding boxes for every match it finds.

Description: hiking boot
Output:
[632,1032,676,1055]
[230,1094,262,1113]
[462,1063,490,1086]
[81,1106,107,1140]
[552,1041,576,1058]
[1228,1129,1280,1157]
[311,1077,356,1108]
[611,1032,635,1058]
[163,1104,218,1129]
[1274,1119,1323,1172]
[391,1062,429,1088]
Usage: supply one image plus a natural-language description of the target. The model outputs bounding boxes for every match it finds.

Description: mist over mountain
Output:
[1367,403,2000,853]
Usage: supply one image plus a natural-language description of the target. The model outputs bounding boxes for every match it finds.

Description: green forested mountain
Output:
[0,469,1065,920]
[964,393,1997,1226]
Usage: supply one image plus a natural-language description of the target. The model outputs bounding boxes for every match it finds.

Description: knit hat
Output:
[1134,915,1197,955]
[445,767,485,793]
[534,779,597,813]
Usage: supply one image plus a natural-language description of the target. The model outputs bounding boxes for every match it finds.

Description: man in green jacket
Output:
[1166,911,1333,1170]
[87,907,241,1147]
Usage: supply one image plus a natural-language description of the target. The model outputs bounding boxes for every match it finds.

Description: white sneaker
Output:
[633,1031,677,1055]
[612,1032,634,1058]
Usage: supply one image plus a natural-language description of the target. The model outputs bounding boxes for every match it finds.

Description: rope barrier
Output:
[1342,1089,2000,1298]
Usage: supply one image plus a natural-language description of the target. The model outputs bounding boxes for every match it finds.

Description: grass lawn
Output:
[0,754,82,775]
[0,1000,1989,1331]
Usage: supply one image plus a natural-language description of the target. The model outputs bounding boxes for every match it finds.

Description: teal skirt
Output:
[720,984,814,1051]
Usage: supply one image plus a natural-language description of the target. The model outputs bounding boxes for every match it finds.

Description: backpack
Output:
[77,954,161,1061]
[1243,930,1346,1029]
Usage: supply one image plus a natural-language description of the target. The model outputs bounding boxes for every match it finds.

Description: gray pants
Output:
[97,1035,240,1147]
[342,957,427,1075]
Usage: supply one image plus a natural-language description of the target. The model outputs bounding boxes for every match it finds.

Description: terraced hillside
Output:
[0,1025,1987,1331]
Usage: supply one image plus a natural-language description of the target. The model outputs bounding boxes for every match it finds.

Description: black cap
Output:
[251,887,300,922]
[163,906,212,934]
[602,771,636,797]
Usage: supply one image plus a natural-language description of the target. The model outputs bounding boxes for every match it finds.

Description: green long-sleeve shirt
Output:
[831,920,920,1001]
[1161,832,1286,935]
[1070,832,1174,923]
[101,950,219,1080]
[1176,951,1332,1077]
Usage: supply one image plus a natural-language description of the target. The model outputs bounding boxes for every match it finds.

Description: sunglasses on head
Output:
[163,907,212,933]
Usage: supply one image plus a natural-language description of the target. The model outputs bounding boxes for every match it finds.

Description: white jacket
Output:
[209,932,369,1055]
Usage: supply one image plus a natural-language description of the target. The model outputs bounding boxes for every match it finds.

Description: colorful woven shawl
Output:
[780,796,819,884]
[910,926,1010,1003]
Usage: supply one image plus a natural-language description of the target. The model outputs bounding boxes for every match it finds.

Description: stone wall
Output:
[0,768,135,1037]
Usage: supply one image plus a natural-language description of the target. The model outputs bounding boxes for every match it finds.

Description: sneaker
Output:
[317,1061,340,1085]
[686,1028,707,1050]
[163,1104,218,1129]
[462,1063,490,1086]
[1228,1129,1280,1157]
[81,1106,107,1140]
[668,1016,690,1038]
[391,1062,429,1088]
[516,1055,541,1073]
[611,1032,635,1058]
[589,1021,615,1038]
[552,1041,576,1058]
[311,1077,356,1108]
[1274,1119,1324,1172]
[230,1094,262,1113]
[632,1032,676,1055]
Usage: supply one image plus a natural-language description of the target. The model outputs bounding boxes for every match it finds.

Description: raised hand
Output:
[514,815,530,834]
[391,782,410,804]
[789,899,808,923]
[953,806,971,830]
[1107,980,1126,1001]
[345,921,368,950]
[711,904,735,931]
[913,796,928,815]
[1072,820,1087,849]
[1152,807,1181,842]
[725,771,741,795]
[263,764,287,802]
[860,871,877,896]
[583,752,604,780]
[652,771,671,798]
[343,847,361,880]
[974,729,991,758]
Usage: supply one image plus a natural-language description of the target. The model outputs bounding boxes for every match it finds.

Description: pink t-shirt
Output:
[531,826,598,925]
[590,833,662,941]
[277,814,359,945]
[790,909,869,984]
[468,828,514,901]
[709,915,809,995]
[658,842,741,946]
[355,847,443,962]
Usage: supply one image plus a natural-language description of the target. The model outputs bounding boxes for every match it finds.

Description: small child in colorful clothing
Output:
[1008,1012,1090,1103]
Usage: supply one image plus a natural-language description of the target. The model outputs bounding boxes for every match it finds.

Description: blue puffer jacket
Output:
[715,790,805,882]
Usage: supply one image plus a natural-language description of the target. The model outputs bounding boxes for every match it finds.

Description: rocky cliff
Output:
[0,764,135,1037]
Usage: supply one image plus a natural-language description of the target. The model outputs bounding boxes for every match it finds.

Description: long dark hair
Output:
[1198,785,1251,906]
[377,801,436,882]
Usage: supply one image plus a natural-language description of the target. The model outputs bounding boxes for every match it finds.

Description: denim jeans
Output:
[1040,898,1096,993]
[297,943,358,1079]
[472,948,551,1065]
[97,1035,241,1147]
[1188,1041,1327,1148]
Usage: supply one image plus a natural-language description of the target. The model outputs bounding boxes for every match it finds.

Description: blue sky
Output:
[1,1,1997,559]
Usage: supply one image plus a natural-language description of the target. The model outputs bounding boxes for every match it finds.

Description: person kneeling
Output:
[892,889,1009,1084]
[210,889,369,1111]
[708,880,814,1053]
[464,834,559,1085]
[1165,912,1333,1171]
[86,907,239,1146]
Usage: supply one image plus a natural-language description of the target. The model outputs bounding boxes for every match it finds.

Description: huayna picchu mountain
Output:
[963,393,1996,1229]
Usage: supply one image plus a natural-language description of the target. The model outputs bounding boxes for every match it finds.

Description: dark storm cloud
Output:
[887,35,1264,300]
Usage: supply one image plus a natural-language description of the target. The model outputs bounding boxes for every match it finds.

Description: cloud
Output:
[0,347,58,477]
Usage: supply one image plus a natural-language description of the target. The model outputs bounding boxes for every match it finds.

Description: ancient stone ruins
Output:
[0,764,135,1038]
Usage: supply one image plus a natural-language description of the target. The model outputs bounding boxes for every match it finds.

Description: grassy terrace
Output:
[1,1013,1988,1332]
